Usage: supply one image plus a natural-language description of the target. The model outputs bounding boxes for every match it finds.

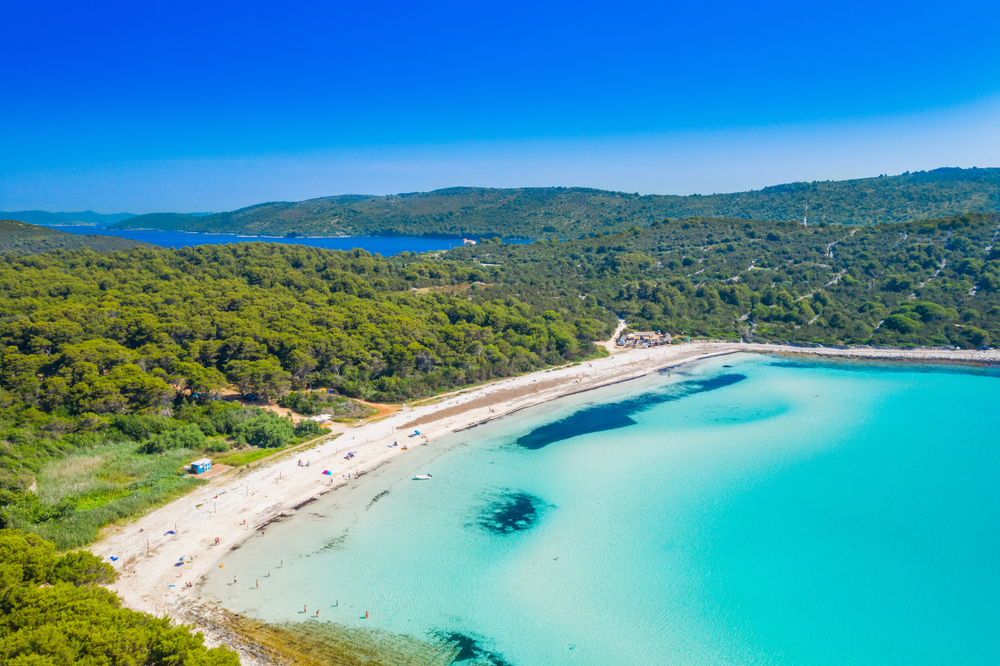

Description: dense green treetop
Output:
[0,529,239,665]
[111,168,999,238]
[0,243,611,548]
[445,212,1000,348]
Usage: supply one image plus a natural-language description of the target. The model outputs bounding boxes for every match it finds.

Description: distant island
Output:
[0,219,157,253]
[106,167,1000,238]
[0,210,136,227]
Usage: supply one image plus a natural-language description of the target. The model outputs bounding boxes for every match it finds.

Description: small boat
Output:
[413,474,433,480]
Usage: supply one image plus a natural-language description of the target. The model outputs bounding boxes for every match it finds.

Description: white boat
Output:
[413,474,433,480]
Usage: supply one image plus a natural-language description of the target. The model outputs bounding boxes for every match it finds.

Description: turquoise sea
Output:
[202,354,1000,665]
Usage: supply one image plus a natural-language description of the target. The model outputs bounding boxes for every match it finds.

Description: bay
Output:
[202,354,1000,665]
[47,226,496,255]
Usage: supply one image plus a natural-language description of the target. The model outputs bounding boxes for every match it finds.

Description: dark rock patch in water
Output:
[433,630,514,666]
[318,532,349,553]
[516,405,636,450]
[516,373,746,449]
[477,491,544,535]
[366,489,389,510]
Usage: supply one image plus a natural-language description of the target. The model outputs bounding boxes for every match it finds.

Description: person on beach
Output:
[268,571,271,576]
[233,576,237,584]
[281,560,284,567]
[256,580,259,588]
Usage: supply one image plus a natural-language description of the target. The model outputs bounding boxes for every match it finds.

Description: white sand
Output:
[89,340,999,659]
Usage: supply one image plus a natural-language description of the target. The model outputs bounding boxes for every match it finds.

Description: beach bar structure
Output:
[617,331,672,348]
[189,458,212,474]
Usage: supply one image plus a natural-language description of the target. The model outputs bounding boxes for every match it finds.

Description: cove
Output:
[201,354,1000,665]
[48,226,528,255]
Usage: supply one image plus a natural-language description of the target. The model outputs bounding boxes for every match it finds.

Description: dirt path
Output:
[354,400,400,422]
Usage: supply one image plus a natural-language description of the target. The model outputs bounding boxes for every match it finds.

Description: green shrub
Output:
[111,414,177,441]
[883,314,922,334]
[293,419,323,437]
[138,425,205,454]
[204,439,230,453]
[236,413,295,449]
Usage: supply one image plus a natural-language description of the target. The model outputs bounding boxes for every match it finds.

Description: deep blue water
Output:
[48,226,510,255]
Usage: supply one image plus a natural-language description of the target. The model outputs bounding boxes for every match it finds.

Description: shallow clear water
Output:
[49,226,524,255]
[202,354,1000,665]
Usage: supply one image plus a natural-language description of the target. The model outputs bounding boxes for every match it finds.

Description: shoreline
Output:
[89,341,999,662]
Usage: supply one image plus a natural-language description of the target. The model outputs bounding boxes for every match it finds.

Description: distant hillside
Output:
[0,220,157,253]
[110,167,1000,238]
[115,212,201,228]
[0,210,136,227]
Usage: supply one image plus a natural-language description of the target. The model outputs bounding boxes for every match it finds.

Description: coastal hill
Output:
[0,210,135,227]
[0,219,156,253]
[109,167,1000,238]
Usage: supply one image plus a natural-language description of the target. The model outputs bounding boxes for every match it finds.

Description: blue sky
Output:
[2,0,998,212]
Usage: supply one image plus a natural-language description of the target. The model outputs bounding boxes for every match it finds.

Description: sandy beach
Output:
[89,339,1000,662]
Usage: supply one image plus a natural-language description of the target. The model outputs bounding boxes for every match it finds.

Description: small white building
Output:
[189,458,212,474]
[462,238,477,245]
